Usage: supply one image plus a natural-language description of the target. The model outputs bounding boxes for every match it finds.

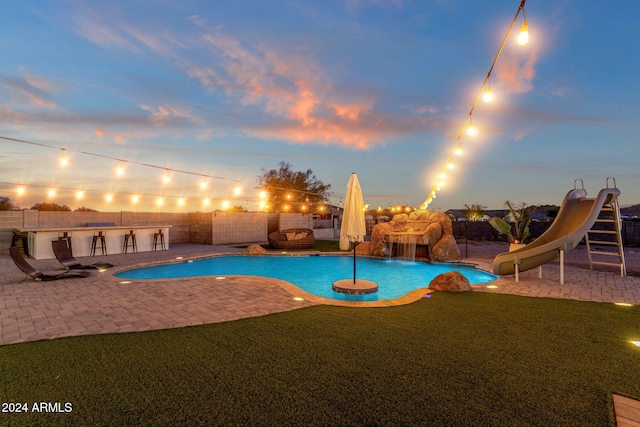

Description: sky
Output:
[1,0,639,213]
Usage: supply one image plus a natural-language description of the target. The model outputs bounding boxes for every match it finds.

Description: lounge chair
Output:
[268,228,315,249]
[9,247,91,282]
[52,239,114,270]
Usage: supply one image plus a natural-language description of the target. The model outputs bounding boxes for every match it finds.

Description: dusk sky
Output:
[1,0,638,213]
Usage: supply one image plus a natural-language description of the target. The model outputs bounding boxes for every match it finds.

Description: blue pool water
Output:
[116,255,496,301]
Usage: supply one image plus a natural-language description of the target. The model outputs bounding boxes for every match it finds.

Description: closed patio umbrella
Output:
[340,173,366,284]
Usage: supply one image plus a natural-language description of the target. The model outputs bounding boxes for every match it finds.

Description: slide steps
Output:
[585,179,626,276]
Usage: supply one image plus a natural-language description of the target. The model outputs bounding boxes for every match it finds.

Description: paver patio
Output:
[1,242,639,346]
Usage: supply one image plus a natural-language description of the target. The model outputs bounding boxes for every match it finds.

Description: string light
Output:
[163,170,171,184]
[483,85,494,103]
[105,193,113,202]
[60,149,68,167]
[132,194,140,204]
[116,161,125,176]
[423,0,530,209]
[200,178,207,190]
[17,186,25,196]
[518,21,529,45]
[76,190,84,199]
[156,197,164,206]
[48,188,56,198]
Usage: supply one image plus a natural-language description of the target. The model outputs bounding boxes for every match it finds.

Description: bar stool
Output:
[57,231,73,254]
[90,231,107,256]
[122,230,137,253]
[153,229,165,251]
[11,231,29,257]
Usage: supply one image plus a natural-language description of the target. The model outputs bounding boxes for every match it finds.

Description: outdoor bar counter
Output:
[16,225,171,260]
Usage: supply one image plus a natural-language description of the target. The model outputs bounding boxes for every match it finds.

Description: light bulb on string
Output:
[132,194,140,204]
[483,85,494,103]
[222,200,230,210]
[467,121,478,136]
[203,198,210,206]
[76,190,84,199]
[60,149,68,167]
[517,21,529,45]
[454,145,463,155]
[178,198,185,206]
[105,193,113,203]
[117,162,125,176]
[48,188,56,198]
[156,197,164,206]
[200,178,207,190]
[16,186,25,196]
[234,185,242,196]
[163,170,170,184]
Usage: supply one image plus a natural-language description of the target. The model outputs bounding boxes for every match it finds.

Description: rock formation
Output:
[243,244,268,255]
[369,210,460,262]
[428,271,472,292]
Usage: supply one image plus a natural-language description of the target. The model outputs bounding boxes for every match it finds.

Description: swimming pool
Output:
[116,255,497,301]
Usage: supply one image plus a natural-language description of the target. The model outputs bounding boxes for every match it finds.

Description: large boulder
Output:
[243,244,267,255]
[428,271,472,292]
[430,234,461,262]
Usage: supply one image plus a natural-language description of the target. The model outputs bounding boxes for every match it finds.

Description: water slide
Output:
[492,186,620,279]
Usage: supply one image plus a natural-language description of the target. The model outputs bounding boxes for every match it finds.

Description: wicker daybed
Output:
[268,228,315,249]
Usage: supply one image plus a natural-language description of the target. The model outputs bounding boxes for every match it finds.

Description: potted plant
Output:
[489,201,533,251]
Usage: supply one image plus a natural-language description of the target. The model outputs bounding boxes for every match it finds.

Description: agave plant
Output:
[489,201,533,244]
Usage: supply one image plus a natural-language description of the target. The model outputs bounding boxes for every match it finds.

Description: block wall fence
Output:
[0,211,340,254]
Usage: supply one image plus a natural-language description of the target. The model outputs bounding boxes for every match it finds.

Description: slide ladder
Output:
[585,177,626,276]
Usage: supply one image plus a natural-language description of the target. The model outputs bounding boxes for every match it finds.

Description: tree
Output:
[463,204,487,221]
[75,207,99,212]
[0,195,18,211]
[257,162,332,212]
[30,202,72,211]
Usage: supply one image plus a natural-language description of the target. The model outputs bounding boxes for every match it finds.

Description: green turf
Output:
[1,293,639,426]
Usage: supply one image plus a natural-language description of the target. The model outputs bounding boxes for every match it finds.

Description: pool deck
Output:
[1,241,640,346]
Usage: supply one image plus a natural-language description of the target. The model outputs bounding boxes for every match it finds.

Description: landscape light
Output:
[631,341,640,347]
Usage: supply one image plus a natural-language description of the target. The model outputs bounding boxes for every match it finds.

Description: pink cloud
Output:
[495,49,539,94]
[0,73,58,109]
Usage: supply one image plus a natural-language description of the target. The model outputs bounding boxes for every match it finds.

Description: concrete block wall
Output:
[278,213,313,230]
[211,212,268,245]
[188,212,213,244]
[0,211,26,254]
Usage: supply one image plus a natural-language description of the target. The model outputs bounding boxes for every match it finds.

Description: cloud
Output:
[495,48,539,94]
[0,72,58,109]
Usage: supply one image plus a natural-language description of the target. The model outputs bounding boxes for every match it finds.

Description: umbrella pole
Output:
[353,242,357,284]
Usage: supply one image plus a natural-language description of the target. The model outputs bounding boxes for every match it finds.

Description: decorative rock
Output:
[424,222,442,246]
[428,271,472,292]
[355,241,371,256]
[243,244,267,255]
[430,235,461,262]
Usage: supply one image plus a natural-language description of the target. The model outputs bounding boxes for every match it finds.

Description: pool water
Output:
[116,255,496,301]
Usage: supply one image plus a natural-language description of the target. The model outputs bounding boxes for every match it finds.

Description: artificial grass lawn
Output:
[2,293,639,426]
